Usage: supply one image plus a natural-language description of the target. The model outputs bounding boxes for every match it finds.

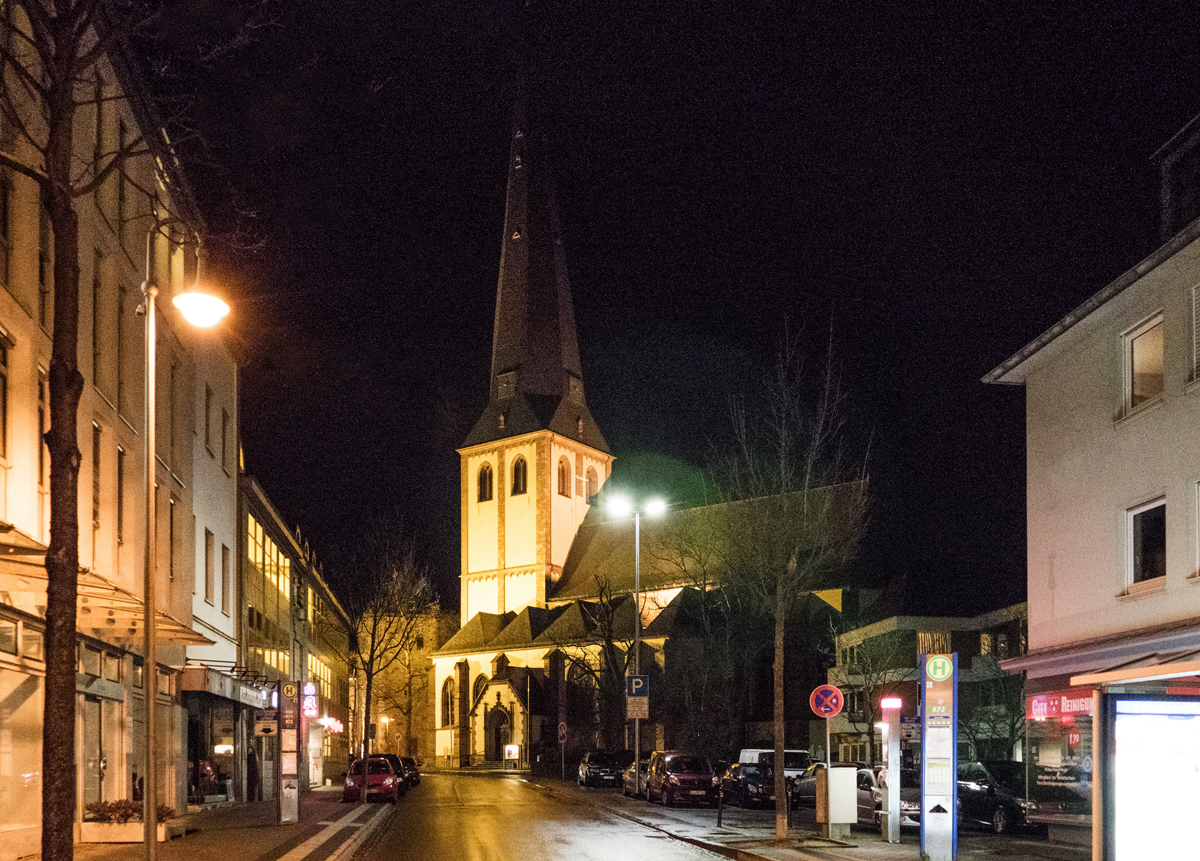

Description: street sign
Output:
[626,674,649,720]
[558,721,567,744]
[920,653,958,861]
[810,684,844,717]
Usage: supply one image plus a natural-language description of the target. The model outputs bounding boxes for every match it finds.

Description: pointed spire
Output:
[463,69,608,452]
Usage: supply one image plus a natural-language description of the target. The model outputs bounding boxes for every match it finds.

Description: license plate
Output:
[690,790,707,795]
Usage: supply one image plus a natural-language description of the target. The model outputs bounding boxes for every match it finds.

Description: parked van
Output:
[738,748,811,779]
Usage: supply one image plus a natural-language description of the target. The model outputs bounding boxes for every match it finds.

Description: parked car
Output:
[622,756,651,797]
[646,751,717,807]
[873,767,922,828]
[957,760,1035,833]
[718,762,777,808]
[790,762,864,807]
[399,756,421,787]
[578,751,624,787]
[367,754,408,797]
[344,757,402,803]
[738,748,811,780]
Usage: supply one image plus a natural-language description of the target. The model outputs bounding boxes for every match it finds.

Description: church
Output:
[428,81,706,768]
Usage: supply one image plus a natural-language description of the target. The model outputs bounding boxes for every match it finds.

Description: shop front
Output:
[1024,687,1094,845]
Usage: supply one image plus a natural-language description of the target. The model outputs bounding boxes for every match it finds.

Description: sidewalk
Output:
[532,776,1094,861]
[70,787,385,861]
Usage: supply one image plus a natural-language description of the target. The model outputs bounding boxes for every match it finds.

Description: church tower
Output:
[457,80,612,626]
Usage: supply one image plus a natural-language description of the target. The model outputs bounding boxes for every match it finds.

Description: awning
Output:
[0,540,214,646]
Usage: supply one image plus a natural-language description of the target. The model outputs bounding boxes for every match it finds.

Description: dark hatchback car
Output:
[718,763,776,807]
[646,751,717,807]
[399,756,421,787]
[578,751,624,787]
[957,760,1034,833]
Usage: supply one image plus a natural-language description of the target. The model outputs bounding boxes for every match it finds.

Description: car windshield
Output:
[367,760,391,774]
[349,761,363,775]
[668,756,710,774]
[742,765,771,778]
[984,761,1026,793]
[589,752,619,765]
[400,757,416,768]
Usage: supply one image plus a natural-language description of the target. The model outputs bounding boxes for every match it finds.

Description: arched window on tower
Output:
[558,456,571,497]
[511,456,527,495]
[473,673,488,705]
[441,677,456,727]
[586,467,598,501]
[478,463,493,502]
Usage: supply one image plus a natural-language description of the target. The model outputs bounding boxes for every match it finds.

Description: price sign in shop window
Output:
[1025,688,1094,819]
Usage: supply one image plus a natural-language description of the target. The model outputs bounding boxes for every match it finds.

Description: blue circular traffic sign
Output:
[810,684,844,717]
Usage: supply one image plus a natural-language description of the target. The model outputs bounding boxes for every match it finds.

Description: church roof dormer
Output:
[462,73,608,453]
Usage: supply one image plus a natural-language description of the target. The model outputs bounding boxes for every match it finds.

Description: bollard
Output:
[717,786,723,827]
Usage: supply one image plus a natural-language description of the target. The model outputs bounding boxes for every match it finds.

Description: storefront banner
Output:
[1027,687,1094,720]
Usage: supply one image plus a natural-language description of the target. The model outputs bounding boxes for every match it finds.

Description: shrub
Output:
[84,800,174,823]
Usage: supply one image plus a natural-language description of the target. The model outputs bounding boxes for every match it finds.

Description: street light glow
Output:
[607,494,633,518]
[174,291,230,327]
[644,498,667,517]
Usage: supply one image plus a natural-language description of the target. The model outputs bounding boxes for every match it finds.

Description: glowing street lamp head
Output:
[644,498,667,517]
[880,696,903,710]
[173,291,230,328]
[607,494,633,518]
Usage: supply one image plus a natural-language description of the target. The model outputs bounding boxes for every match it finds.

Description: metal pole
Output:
[633,510,640,797]
[141,223,159,861]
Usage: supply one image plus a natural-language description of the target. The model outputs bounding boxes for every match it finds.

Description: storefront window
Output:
[1026,688,1094,821]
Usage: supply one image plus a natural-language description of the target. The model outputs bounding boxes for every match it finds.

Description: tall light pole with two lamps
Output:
[605,493,665,798]
[140,218,229,861]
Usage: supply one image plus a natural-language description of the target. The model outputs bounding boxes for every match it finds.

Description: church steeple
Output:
[462,75,608,453]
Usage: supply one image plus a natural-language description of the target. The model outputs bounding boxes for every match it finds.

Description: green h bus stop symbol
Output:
[926,655,953,682]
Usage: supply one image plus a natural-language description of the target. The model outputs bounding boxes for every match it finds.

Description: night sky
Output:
[183,2,1200,615]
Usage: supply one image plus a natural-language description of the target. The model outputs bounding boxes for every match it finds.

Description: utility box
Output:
[817,767,856,840]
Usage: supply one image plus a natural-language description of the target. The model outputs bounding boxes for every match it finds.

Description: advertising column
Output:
[279,681,299,824]
[920,653,957,861]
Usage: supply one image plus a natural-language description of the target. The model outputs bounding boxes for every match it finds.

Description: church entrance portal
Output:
[485,707,510,761]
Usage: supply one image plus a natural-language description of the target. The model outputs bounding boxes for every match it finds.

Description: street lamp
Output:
[606,493,666,799]
[141,220,228,861]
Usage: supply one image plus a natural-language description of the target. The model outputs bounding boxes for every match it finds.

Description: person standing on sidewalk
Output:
[247,749,262,801]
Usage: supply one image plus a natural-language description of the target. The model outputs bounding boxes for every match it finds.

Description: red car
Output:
[343,758,401,803]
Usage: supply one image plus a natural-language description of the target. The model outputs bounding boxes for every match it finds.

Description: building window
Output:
[0,344,7,460]
[1126,315,1164,411]
[478,463,493,502]
[116,284,126,413]
[1129,498,1166,584]
[441,677,456,727]
[38,195,51,328]
[204,385,214,453]
[38,370,47,485]
[168,495,176,582]
[204,528,215,604]
[221,544,231,615]
[586,467,598,501]
[511,456,527,495]
[92,250,102,388]
[473,674,488,704]
[557,456,571,497]
[221,408,230,472]
[116,446,125,543]
[92,422,101,528]
[0,170,10,284]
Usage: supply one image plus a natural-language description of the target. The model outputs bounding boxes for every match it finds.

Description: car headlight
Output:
[1017,798,1037,811]
[666,775,678,786]
[748,785,759,793]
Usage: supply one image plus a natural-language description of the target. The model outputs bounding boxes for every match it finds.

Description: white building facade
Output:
[987,115,1200,857]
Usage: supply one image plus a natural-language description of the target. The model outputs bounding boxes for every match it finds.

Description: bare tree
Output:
[0,5,268,857]
[372,611,436,756]
[959,657,1026,761]
[712,331,868,839]
[830,628,914,765]
[338,526,435,762]
[552,575,636,751]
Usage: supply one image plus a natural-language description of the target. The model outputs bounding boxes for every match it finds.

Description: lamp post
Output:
[141,220,228,861]
[606,493,665,799]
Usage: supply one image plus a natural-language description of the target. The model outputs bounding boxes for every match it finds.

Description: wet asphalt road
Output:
[358,772,721,861]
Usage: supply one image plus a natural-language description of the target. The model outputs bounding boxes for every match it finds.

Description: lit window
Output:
[511,456,527,495]
[204,528,215,604]
[1129,498,1166,584]
[558,457,571,497]
[478,463,493,502]
[1126,316,1164,411]
[586,467,598,501]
